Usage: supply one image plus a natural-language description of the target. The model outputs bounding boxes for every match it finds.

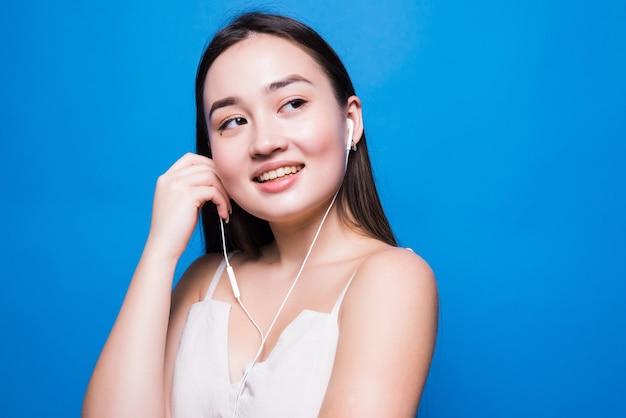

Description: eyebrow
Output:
[267,75,312,92]
[208,75,312,119]
[208,96,241,119]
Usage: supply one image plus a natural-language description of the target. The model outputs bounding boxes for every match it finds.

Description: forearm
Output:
[83,240,179,418]
[83,153,229,417]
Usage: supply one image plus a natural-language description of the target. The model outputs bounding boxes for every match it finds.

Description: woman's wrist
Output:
[142,234,185,267]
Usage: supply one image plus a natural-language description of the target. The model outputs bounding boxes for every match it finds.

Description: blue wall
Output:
[1,1,624,416]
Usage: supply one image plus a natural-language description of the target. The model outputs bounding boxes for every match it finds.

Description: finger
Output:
[178,171,231,209]
[167,152,213,172]
[161,154,232,218]
[166,166,232,213]
[166,162,218,181]
[191,185,231,221]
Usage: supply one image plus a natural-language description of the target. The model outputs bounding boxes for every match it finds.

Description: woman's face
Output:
[203,34,361,224]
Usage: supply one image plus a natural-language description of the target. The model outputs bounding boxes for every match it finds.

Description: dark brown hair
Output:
[196,12,396,255]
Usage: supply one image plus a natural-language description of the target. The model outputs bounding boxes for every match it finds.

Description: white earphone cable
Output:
[222,188,339,418]
[224,135,351,417]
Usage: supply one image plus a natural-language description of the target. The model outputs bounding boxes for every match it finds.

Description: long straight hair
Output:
[196,12,396,256]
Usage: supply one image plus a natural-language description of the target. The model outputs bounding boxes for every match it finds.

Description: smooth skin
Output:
[83,34,438,418]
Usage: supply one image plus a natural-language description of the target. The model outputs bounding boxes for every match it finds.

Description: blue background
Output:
[1,1,625,417]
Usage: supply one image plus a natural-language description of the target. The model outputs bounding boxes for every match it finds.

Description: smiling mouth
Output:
[255,165,304,183]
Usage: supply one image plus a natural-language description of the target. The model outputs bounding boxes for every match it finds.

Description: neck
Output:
[263,199,345,269]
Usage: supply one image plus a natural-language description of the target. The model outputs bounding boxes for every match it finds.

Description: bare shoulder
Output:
[171,252,225,305]
[320,246,437,417]
[361,246,434,277]
[340,245,438,340]
[346,246,437,309]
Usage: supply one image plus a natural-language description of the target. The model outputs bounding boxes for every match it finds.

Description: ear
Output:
[346,95,364,147]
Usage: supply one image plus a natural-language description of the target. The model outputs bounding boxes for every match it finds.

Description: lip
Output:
[252,160,304,180]
[252,160,304,193]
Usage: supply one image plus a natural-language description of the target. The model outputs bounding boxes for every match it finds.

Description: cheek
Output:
[301,124,346,163]
[211,146,243,186]
[296,114,341,149]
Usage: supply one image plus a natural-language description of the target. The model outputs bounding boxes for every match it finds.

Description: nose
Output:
[248,117,288,157]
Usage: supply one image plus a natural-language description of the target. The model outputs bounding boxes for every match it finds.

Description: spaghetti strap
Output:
[331,271,357,318]
[203,252,236,301]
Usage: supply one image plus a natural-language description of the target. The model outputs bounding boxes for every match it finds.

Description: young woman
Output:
[83,12,438,418]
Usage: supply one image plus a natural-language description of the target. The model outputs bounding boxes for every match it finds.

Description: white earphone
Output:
[346,118,354,151]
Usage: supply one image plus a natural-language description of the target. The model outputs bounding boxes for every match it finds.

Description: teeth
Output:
[256,165,303,183]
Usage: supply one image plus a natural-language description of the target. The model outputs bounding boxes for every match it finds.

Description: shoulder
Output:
[345,246,437,312]
[321,246,438,416]
[171,252,225,305]
[340,245,438,340]
[359,246,434,279]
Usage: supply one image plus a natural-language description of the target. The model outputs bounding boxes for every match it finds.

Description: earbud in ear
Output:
[346,119,354,151]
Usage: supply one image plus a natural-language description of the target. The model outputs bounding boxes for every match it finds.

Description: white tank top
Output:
[171,256,355,418]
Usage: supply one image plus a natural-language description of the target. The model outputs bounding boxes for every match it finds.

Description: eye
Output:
[218,116,247,131]
[281,98,307,112]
